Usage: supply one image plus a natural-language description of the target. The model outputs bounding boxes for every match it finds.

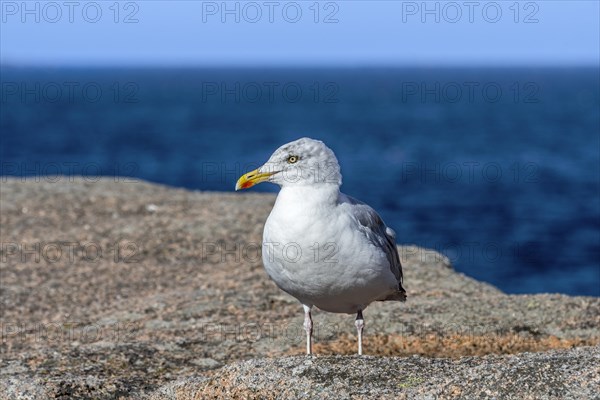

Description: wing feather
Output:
[342,194,407,301]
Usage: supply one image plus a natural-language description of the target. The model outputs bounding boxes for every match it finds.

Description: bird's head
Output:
[235,137,342,190]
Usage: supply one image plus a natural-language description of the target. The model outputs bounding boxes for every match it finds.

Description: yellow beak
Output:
[235,169,277,191]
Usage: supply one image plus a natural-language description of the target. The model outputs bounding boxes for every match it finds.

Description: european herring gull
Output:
[236,137,406,355]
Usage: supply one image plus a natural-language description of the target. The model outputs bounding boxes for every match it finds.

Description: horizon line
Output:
[2,61,599,69]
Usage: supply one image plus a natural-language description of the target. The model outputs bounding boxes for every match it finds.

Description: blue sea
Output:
[1,66,599,296]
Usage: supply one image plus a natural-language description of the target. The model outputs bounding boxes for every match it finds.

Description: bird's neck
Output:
[267,184,341,242]
[276,183,341,208]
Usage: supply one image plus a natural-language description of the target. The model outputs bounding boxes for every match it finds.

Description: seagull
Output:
[235,138,406,355]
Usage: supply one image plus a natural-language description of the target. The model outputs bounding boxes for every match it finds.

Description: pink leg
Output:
[355,310,364,355]
[303,305,313,355]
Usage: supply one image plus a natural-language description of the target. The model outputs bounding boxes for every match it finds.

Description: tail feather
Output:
[379,289,407,302]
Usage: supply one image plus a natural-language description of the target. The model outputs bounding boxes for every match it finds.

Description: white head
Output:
[236,137,342,190]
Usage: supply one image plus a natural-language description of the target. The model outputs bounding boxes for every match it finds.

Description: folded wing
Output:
[341,194,407,302]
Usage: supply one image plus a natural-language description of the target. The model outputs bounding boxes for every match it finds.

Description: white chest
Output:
[259,186,395,313]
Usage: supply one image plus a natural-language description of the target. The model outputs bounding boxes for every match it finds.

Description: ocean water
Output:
[1,66,599,296]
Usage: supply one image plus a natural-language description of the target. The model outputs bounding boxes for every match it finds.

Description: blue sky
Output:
[1,1,599,66]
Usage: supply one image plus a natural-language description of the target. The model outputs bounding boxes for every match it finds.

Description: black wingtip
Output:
[379,291,407,302]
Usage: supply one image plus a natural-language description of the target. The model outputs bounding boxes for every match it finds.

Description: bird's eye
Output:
[287,155,299,164]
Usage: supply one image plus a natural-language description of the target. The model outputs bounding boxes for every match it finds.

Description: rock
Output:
[189,358,222,370]
[0,375,48,400]
[148,348,600,399]
[1,179,598,399]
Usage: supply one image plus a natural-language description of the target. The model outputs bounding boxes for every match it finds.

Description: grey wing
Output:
[343,195,407,301]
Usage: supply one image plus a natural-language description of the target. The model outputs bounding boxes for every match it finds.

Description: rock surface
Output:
[1,179,599,399]
[150,348,600,400]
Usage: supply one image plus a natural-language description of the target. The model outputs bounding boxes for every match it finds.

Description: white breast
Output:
[261,185,398,314]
